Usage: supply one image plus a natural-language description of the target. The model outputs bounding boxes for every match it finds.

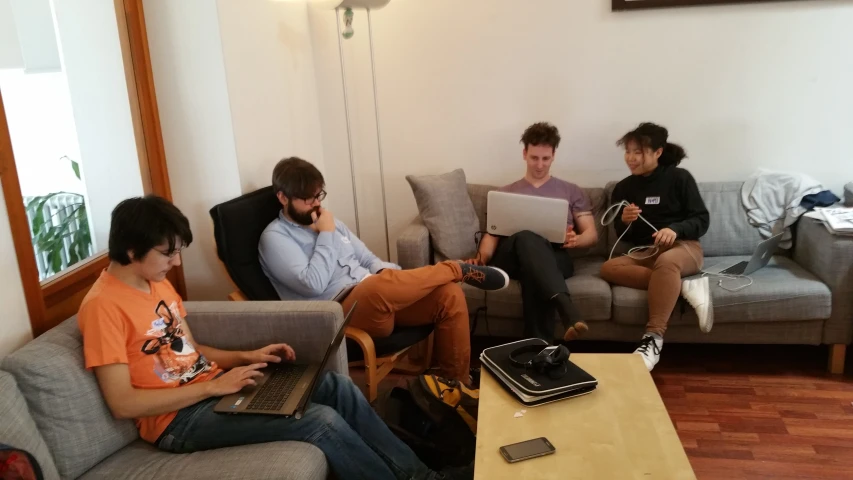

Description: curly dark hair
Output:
[617,122,687,167]
[520,122,561,152]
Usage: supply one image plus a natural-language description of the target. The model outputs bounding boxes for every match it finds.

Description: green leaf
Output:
[71,159,81,180]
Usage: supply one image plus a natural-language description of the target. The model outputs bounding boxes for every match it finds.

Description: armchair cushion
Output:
[0,371,60,480]
[80,439,327,480]
[2,318,138,479]
[406,169,479,260]
[184,301,349,376]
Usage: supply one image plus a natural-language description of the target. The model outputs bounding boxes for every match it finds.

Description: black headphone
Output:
[509,344,570,379]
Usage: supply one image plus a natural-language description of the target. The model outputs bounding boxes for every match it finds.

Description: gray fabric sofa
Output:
[0,301,348,480]
[398,181,853,373]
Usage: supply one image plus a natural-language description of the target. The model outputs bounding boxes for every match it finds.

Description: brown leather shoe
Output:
[563,321,589,341]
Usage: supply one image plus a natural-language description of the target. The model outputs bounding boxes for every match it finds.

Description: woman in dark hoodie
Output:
[601,123,710,371]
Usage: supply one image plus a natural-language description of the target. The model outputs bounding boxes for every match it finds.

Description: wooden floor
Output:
[349,339,853,479]
[650,343,853,480]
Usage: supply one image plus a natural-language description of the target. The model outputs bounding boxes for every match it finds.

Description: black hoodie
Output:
[611,165,709,246]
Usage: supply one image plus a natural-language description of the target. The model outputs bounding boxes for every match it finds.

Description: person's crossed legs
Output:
[488,230,586,342]
[341,261,507,383]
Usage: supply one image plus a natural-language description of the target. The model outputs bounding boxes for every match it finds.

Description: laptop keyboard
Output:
[246,364,307,411]
[720,261,748,276]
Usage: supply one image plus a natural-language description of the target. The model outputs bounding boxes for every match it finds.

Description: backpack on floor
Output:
[372,378,477,470]
[0,443,43,480]
[409,374,479,434]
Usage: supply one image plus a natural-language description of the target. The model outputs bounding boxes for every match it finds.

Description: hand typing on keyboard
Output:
[245,344,296,365]
[206,363,267,396]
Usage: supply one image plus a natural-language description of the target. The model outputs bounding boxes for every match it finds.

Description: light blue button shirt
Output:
[259,211,399,301]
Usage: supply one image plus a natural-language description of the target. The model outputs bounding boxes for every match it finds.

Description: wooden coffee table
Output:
[474,354,695,479]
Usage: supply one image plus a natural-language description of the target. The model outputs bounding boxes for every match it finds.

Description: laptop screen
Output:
[294,301,357,418]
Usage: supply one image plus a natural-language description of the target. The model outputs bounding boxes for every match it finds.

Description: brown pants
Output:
[600,241,703,336]
[341,261,470,382]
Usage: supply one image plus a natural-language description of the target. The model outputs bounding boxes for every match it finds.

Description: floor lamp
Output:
[321,0,393,260]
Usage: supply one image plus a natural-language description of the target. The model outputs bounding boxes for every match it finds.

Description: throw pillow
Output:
[406,169,479,260]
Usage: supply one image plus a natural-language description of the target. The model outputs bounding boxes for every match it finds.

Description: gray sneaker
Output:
[458,263,510,291]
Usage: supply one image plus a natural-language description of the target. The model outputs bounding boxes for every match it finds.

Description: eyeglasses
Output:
[154,247,183,259]
[297,190,327,203]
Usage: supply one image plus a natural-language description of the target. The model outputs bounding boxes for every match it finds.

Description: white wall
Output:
[0,184,33,357]
[145,0,328,300]
[52,0,144,251]
[217,0,326,194]
[313,0,853,261]
[144,0,243,301]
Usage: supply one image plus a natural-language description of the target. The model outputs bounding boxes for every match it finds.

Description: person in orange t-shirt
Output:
[79,195,471,480]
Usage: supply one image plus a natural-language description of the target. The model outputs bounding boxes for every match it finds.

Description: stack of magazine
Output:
[814,207,853,237]
[479,339,598,407]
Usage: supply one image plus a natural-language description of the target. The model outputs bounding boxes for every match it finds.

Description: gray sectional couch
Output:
[398,181,853,372]
[0,301,347,480]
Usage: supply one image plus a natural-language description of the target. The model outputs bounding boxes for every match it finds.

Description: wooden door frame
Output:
[0,0,184,337]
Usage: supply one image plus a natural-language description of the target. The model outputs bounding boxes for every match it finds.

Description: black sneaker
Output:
[469,367,481,389]
[458,263,509,291]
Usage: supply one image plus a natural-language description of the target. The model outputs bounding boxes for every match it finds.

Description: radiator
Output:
[23,193,94,280]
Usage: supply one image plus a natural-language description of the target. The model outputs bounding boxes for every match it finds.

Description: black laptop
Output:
[480,339,598,406]
[213,302,356,419]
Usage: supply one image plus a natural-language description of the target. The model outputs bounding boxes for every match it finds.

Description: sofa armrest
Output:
[793,217,853,344]
[184,301,348,376]
[396,217,432,269]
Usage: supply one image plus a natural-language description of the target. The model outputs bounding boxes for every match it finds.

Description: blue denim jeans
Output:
[157,372,437,480]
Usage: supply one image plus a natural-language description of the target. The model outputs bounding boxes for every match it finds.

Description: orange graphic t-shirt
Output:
[79,271,222,444]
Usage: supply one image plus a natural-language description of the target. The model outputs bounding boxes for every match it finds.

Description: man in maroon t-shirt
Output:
[468,123,598,341]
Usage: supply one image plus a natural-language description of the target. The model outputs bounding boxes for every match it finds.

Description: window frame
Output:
[0,0,185,337]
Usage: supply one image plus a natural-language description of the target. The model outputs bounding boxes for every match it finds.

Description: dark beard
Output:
[287,203,319,226]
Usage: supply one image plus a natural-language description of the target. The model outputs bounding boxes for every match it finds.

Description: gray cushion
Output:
[697,182,765,257]
[683,256,832,324]
[407,169,480,260]
[610,256,831,328]
[0,371,60,480]
[475,257,612,323]
[79,440,328,480]
[2,317,138,480]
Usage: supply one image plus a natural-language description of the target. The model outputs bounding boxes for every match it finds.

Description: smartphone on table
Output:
[499,437,555,463]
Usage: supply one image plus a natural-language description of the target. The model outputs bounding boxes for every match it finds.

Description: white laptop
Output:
[487,191,569,244]
[705,233,784,276]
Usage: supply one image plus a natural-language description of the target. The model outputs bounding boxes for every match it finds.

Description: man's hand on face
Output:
[311,207,336,233]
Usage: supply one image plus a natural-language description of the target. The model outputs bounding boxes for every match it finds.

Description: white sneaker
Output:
[682,276,713,333]
[634,334,663,371]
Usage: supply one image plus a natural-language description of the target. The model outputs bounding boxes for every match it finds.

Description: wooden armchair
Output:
[210,187,434,401]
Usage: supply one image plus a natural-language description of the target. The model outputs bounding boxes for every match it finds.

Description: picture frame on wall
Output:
[612,0,807,10]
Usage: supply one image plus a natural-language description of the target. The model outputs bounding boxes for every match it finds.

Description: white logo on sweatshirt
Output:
[645,197,661,205]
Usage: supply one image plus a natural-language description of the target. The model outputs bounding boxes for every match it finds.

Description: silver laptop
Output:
[213,302,356,418]
[707,233,784,276]
[487,191,569,243]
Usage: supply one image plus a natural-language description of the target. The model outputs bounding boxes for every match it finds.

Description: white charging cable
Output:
[601,200,663,261]
[601,200,751,292]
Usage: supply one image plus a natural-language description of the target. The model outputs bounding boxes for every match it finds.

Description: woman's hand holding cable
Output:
[621,203,641,223]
